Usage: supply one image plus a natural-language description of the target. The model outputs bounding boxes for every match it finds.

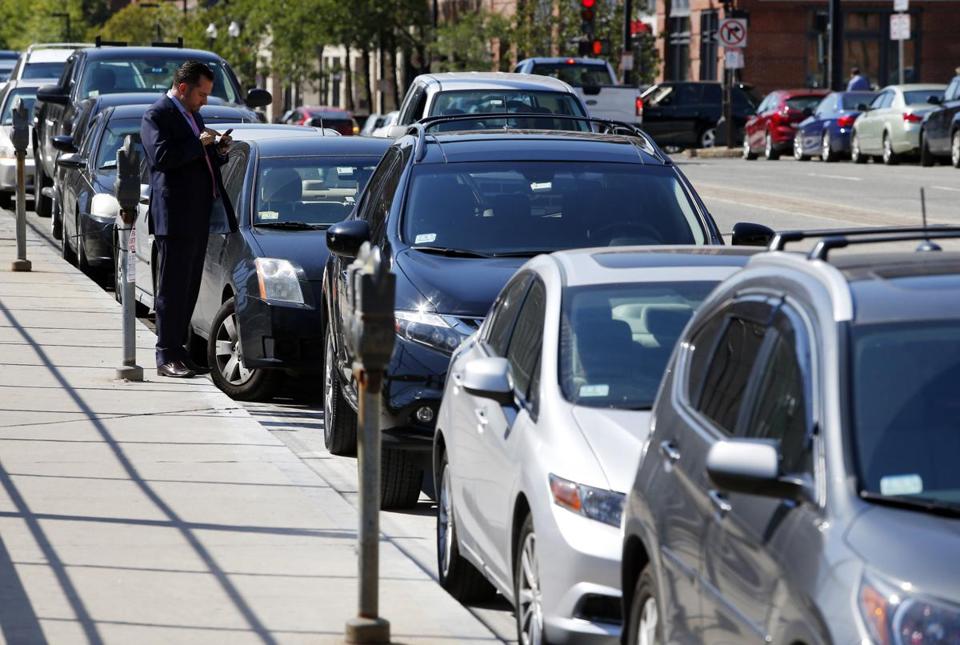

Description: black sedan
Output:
[921,74,960,167]
[132,125,390,400]
[55,102,257,279]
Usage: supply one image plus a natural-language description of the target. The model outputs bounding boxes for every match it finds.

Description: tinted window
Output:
[403,162,706,256]
[560,281,716,410]
[530,63,613,86]
[685,312,727,405]
[79,58,240,102]
[947,79,960,102]
[486,276,531,356]
[841,92,878,109]
[785,95,824,112]
[506,280,545,399]
[0,87,37,125]
[95,118,143,170]
[221,147,249,211]
[428,90,588,132]
[697,312,768,434]
[22,62,65,79]
[904,89,945,106]
[255,156,379,226]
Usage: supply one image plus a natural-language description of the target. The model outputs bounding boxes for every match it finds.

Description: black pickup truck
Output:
[639,81,758,149]
[33,39,270,217]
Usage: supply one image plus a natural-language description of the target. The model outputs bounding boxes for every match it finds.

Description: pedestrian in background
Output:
[140,60,237,378]
[847,66,871,91]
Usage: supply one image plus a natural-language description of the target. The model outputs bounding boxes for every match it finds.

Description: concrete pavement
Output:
[0,209,505,644]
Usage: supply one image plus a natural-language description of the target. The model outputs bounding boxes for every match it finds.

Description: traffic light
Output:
[581,0,596,36]
[577,39,608,56]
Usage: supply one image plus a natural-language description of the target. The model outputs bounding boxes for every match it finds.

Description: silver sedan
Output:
[433,246,758,644]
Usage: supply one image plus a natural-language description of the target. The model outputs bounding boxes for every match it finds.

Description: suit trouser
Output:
[154,235,208,367]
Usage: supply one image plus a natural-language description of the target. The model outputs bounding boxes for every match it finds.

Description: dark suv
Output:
[639,81,758,149]
[622,227,960,645]
[322,114,773,508]
[33,39,270,216]
[920,74,960,167]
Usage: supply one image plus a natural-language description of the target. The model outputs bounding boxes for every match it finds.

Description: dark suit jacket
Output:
[140,95,238,237]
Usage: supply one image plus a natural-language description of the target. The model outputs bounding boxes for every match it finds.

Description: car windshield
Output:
[254,156,379,226]
[95,119,143,170]
[561,281,717,409]
[785,95,824,112]
[841,92,877,109]
[428,90,588,131]
[904,89,945,105]
[80,58,240,103]
[530,62,612,86]
[23,62,65,79]
[402,161,707,256]
[0,88,37,125]
[851,320,960,510]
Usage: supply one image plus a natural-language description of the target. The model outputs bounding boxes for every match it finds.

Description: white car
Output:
[8,43,90,82]
[434,246,758,644]
[0,78,55,208]
[369,110,398,137]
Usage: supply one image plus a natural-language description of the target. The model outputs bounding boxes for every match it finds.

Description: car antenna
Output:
[916,187,941,252]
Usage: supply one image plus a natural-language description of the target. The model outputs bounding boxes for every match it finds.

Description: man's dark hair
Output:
[851,66,861,75]
[174,60,215,87]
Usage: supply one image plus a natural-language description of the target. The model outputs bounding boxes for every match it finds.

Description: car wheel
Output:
[821,131,835,163]
[742,135,757,160]
[436,450,497,602]
[381,448,423,509]
[764,131,779,160]
[61,209,76,264]
[699,127,716,149]
[882,132,899,165]
[50,191,62,239]
[625,564,663,645]
[919,130,935,167]
[33,162,51,217]
[323,323,357,456]
[515,514,545,645]
[851,132,866,164]
[793,135,809,161]
[207,297,279,401]
[952,130,960,168]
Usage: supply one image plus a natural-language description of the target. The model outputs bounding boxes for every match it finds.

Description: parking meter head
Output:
[10,97,29,153]
[114,135,142,224]
[343,244,396,371]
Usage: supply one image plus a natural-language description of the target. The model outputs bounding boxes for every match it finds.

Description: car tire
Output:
[208,297,280,401]
[624,564,663,645]
[919,130,935,167]
[436,450,497,603]
[952,130,960,169]
[514,514,546,645]
[699,127,716,149]
[882,132,899,165]
[381,448,423,509]
[821,131,836,163]
[323,323,357,456]
[793,135,809,161]
[33,161,51,217]
[50,191,63,239]
[61,210,76,264]
[742,136,757,160]
[764,131,779,160]
[851,132,866,164]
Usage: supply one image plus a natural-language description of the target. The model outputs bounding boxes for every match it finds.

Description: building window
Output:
[667,17,691,81]
[699,10,718,81]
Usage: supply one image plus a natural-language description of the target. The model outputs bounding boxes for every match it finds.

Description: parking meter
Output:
[115,136,140,225]
[10,97,30,272]
[11,98,28,154]
[343,243,396,371]
[114,135,143,382]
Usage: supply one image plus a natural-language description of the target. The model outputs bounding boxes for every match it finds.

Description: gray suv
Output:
[621,227,960,645]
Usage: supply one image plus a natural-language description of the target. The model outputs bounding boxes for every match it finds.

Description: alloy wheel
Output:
[637,596,659,645]
[517,531,543,645]
[323,329,336,445]
[952,131,960,168]
[821,132,832,161]
[765,133,772,157]
[214,313,252,386]
[883,135,893,164]
[438,466,454,579]
[700,127,716,148]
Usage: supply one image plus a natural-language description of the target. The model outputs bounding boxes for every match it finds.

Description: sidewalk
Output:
[0,210,504,644]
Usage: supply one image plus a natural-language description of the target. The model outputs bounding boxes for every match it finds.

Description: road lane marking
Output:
[931,185,960,193]
[805,172,863,181]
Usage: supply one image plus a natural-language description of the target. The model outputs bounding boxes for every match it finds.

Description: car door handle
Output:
[659,440,680,463]
[708,489,732,517]
[474,408,488,433]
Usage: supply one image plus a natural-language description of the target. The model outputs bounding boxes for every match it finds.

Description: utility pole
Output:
[623,0,634,86]
[828,0,843,90]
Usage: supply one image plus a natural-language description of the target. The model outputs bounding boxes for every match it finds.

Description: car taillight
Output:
[903,112,923,123]
[635,96,643,116]
[837,114,856,128]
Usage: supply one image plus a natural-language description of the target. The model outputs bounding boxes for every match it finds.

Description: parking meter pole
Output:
[724,70,734,149]
[343,244,394,645]
[114,136,143,382]
[10,98,31,272]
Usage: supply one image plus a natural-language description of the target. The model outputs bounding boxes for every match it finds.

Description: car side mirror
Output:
[326,219,371,259]
[52,134,76,153]
[384,124,407,139]
[802,107,814,118]
[927,95,942,105]
[731,221,774,247]
[460,357,515,406]
[56,153,85,169]
[706,439,811,501]
[37,84,69,105]
[245,88,272,108]
[857,103,870,112]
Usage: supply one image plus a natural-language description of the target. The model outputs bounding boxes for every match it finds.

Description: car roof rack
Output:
[95,37,127,47]
[406,113,666,164]
[27,43,93,52]
[768,226,960,260]
[151,38,184,48]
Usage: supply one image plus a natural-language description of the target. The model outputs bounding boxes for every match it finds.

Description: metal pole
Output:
[357,369,382,619]
[623,0,634,86]
[116,223,142,382]
[10,98,30,272]
[898,37,904,84]
[828,0,843,90]
[724,68,734,149]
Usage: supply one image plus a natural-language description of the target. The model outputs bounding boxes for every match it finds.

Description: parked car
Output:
[920,75,960,167]
[0,78,53,208]
[638,81,759,150]
[0,51,18,82]
[360,113,385,136]
[743,88,830,160]
[851,83,947,165]
[322,114,774,508]
[7,43,90,82]
[132,125,380,400]
[370,110,398,137]
[33,41,271,218]
[794,90,878,162]
[304,108,357,135]
[435,246,759,644]
[621,226,960,645]
[379,73,589,138]
[513,56,643,125]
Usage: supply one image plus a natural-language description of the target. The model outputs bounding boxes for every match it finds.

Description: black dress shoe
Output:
[184,358,211,375]
[157,360,196,378]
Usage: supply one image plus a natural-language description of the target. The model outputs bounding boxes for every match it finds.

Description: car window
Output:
[685,310,728,405]
[427,90,588,132]
[904,89,945,106]
[360,147,402,242]
[841,92,878,109]
[485,274,532,356]
[732,86,758,109]
[644,85,674,107]
[530,62,613,86]
[80,112,102,158]
[947,79,960,102]
[23,62,66,80]
[0,87,38,125]
[506,279,546,401]
[398,84,425,125]
[79,58,240,103]
[94,118,144,170]
[221,146,249,214]
[785,95,824,112]
[871,92,891,109]
[813,95,832,116]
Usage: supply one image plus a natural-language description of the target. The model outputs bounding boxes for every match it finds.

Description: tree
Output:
[431,11,509,72]
[97,2,183,46]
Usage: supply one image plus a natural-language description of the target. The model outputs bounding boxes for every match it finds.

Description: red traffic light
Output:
[591,39,604,55]
[581,0,595,7]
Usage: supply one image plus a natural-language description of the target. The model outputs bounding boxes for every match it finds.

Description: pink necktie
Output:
[187,111,217,198]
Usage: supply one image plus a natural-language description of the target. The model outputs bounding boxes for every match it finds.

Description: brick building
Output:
[657,0,960,94]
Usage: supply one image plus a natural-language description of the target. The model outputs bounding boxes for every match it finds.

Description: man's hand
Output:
[199,129,216,146]
[216,132,232,152]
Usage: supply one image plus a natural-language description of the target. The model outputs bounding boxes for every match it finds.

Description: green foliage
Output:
[431,11,510,72]
[96,2,184,46]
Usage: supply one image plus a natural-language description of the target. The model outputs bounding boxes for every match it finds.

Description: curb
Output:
[682,147,743,159]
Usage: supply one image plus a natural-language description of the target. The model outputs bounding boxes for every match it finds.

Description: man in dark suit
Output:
[140,61,237,378]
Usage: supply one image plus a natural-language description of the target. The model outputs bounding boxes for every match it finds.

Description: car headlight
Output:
[859,574,960,645]
[395,309,470,354]
[255,258,304,304]
[549,474,626,528]
[90,192,120,221]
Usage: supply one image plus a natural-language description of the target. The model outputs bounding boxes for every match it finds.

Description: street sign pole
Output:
[10,98,30,272]
[718,17,746,149]
[899,37,904,85]
[622,0,634,86]
[114,136,143,382]
[343,243,394,645]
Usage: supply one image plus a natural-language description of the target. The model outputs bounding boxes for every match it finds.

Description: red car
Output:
[280,105,358,135]
[743,89,830,160]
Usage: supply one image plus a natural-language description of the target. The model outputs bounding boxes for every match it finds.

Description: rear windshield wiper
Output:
[254,221,321,230]
[411,246,491,258]
[860,491,960,518]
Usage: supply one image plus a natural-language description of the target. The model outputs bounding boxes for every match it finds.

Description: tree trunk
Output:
[386,33,400,111]
[361,47,373,114]
[344,45,355,112]
[316,44,325,102]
